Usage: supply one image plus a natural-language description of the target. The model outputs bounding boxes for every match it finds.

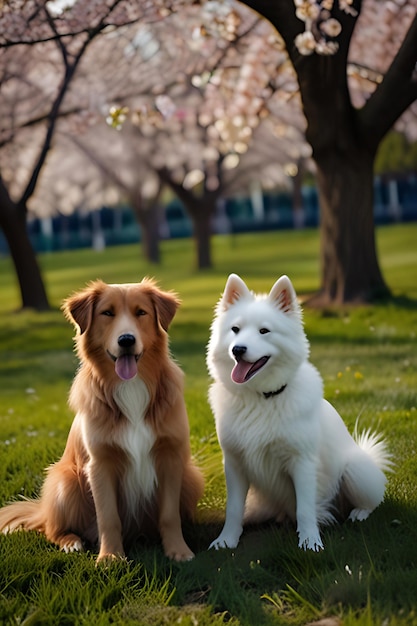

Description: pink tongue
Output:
[231,359,255,384]
[115,355,137,380]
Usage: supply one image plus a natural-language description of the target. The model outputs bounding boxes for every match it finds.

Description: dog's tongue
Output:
[231,358,255,384]
[115,355,137,380]
[231,357,269,384]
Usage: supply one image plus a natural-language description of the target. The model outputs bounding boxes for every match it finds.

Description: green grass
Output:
[1,223,417,625]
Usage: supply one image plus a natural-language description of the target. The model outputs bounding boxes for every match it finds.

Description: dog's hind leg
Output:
[244,476,297,527]
[341,449,387,522]
[41,461,96,553]
[244,488,282,525]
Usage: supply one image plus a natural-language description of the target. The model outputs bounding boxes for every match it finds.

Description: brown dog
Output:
[0,278,204,562]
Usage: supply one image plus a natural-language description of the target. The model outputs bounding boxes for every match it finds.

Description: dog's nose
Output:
[118,333,136,348]
[232,345,247,359]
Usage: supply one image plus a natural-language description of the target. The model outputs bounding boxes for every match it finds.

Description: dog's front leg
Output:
[156,451,194,562]
[209,452,249,550]
[291,458,323,551]
[88,457,125,563]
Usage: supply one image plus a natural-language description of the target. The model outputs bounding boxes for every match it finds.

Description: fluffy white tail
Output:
[354,425,394,474]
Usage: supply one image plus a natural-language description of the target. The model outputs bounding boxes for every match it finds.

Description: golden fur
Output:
[0,278,204,562]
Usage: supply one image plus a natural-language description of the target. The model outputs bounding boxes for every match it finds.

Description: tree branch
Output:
[19,3,122,206]
[237,0,361,153]
[237,0,302,48]
[156,167,194,206]
[360,13,417,144]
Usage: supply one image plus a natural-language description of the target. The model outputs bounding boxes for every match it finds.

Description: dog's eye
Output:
[101,310,114,317]
[136,309,147,317]
[259,328,270,335]
[231,326,240,334]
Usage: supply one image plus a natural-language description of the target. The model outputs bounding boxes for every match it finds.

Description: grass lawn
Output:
[0,223,417,625]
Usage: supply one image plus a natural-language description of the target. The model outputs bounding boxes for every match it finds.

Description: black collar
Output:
[263,384,287,399]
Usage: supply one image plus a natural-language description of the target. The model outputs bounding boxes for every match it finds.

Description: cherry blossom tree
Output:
[0,0,160,310]
[5,4,307,274]
[108,7,307,268]
[236,0,417,304]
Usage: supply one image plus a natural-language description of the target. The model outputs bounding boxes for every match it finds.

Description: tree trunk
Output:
[156,168,216,270]
[292,159,305,229]
[178,196,215,270]
[132,203,161,264]
[297,52,391,304]
[190,206,213,270]
[0,180,50,310]
[287,23,390,304]
[311,149,389,306]
[141,210,161,264]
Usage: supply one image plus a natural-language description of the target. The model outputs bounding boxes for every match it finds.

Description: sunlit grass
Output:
[0,223,417,625]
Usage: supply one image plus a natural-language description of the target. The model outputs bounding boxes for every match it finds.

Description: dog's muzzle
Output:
[107,334,141,381]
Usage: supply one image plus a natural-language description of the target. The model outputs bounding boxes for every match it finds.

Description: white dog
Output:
[207,274,392,552]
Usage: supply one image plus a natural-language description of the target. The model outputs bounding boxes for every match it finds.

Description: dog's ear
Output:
[152,290,180,331]
[141,278,180,331]
[62,280,106,334]
[268,275,298,314]
[221,274,251,309]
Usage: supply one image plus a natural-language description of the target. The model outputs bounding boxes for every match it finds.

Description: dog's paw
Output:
[349,508,371,522]
[165,546,195,562]
[298,531,324,552]
[209,534,239,550]
[59,534,84,554]
[166,550,195,563]
[209,539,226,550]
[62,539,83,554]
[96,551,127,566]
[162,536,195,562]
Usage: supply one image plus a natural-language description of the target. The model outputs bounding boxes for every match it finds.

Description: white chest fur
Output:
[113,378,157,512]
